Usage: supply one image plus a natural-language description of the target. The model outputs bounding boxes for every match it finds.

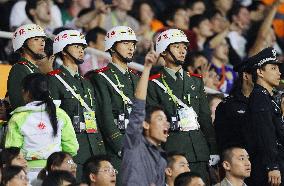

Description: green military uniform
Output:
[89,63,139,177]
[48,65,105,181]
[147,67,217,181]
[8,58,40,110]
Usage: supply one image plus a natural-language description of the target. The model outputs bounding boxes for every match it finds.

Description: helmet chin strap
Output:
[25,45,46,60]
[167,48,184,66]
[64,50,84,65]
[113,48,133,63]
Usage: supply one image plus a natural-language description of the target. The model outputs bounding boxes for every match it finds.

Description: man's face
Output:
[210,13,227,33]
[114,41,136,59]
[235,7,251,31]
[34,0,51,23]
[165,43,187,65]
[213,40,229,62]
[146,110,170,145]
[224,148,251,179]
[198,19,213,38]
[26,37,45,56]
[167,155,190,181]
[191,1,206,16]
[93,161,116,186]
[66,44,85,61]
[259,64,281,88]
[173,9,189,30]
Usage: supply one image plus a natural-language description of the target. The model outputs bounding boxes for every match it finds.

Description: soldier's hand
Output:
[268,170,281,186]
[144,42,158,68]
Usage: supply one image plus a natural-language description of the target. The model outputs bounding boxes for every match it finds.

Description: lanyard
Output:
[54,74,92,111]
[161,76,179,106]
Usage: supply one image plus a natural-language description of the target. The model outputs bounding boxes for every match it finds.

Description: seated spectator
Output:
[174,172,205,186]
[25,0,62,36]
[120,43,169,185]
[189,14,214,51]
[42,170,76,186]
[9,0,62,31]
[5,73,79,181]
[1,166,29,186]
[210,39,237,94]
[1,147,28,170]
[83,155,117,186]
[165,151,190,186]
[207,93,224,123]
[162,6,198,51]
[80,27,109,76]
[38,151,77,180]
[214,146,251,186]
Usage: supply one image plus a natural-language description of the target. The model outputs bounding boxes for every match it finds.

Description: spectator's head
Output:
[183,51,208,73]
[186,0,206,17]
[165,151,190,186]
[250,48,281,88]
[174,172,205,186]
[38,152,76,180]
[132,0,155,25]
[213,0,233,16]
[155,29,189,67]
[164,6,189,30]
[228,3,251,31]
[105,26,137,64]
[113,0,134,12]
[38,37,55,73]
[42,170,76,186]
[189,14,213,38]
[1,166,28,186]
[86,27,107,51]
[25,0,51,25]
[12,24,46,61]
[212,39,229,63]
[209,9,227,33]
[248,0,265,22]
[143,105,169,146]
[207,93,224,122]
[53,30,87,65]
[1,147,28,171]
[83,155,116,186]
[221,145,251,180]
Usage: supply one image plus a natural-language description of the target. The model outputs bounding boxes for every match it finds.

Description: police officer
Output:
[8,24,46,110]
[147,29,218,182]
[214,58,254,152]
[88,26,139,177]
[246,47,283,186]
[48,30,105,181]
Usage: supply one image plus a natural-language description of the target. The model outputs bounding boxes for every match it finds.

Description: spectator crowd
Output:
[1,0,284,185]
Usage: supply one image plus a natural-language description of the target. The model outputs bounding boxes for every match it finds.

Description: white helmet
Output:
[53,30,87,54]
[155,29,189,55]
[105,26,137,52]
[12,24,46,52]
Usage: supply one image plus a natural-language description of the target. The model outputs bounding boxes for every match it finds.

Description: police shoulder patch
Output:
[47,69,62,76]
[149,73,161,80]
[189,72,202,78]
[95,66,110,73]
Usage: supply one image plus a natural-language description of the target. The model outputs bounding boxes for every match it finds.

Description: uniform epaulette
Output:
[47,69,62,76]
[95,66,110,73]
[189,73,203,78]
[17,61,28,65]
[149,73,161,80]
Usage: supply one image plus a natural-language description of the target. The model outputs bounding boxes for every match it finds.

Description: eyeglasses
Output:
[66,159,77,168]
[14,175,29,181]
[98,167,118,175]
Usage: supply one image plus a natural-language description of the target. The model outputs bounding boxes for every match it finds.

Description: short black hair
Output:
[25,0,39,22]
[189,14,208,29]
[174,172,203,186]
[183,51,207,71]
[1,147,21,167]
[227,2,246,22]
[162,5,185,25]
[42,170,76,186]
[221,145,246,163]
[44,38,53,58]
[2,166,26,185]
[83,155,111,184]
[78,8,93,18]
[166,151,186,167]
[145,105,165,123]
[85,27,107,45]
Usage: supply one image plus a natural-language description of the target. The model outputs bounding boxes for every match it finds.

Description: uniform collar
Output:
[111,62,128,74]
[163,66,183,80]
[62,65,79,77]
[223,178,247,186]
[20,57,38,68]
[254,84,271,96]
